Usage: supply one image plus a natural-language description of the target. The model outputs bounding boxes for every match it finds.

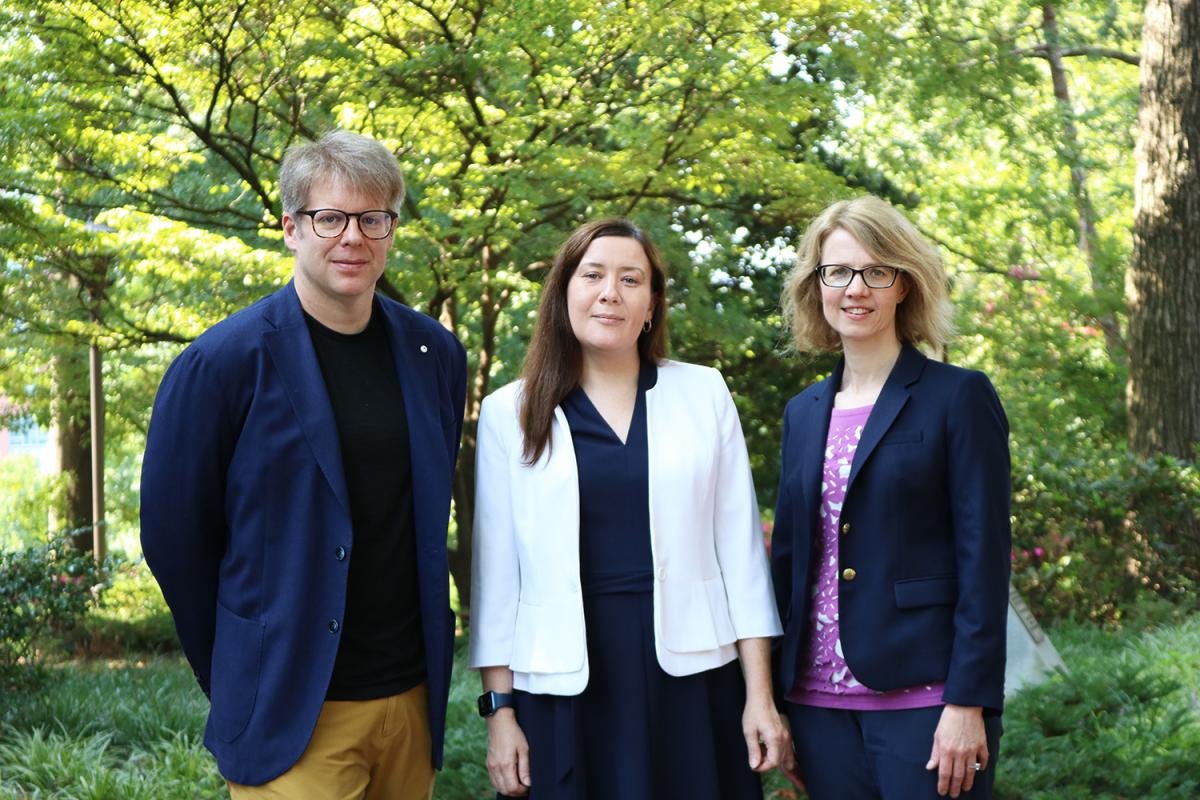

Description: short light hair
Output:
[278,130,405,215]
[782,196,953,352]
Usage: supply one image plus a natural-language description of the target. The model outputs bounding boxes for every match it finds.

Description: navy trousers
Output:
[785,704,1002,800]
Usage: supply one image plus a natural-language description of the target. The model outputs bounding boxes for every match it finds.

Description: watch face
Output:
[477,693,494,717]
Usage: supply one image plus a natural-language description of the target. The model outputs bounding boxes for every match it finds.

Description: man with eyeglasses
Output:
[141,129,466,799]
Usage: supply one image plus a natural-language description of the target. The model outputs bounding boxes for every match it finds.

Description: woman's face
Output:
[818,227,908,349]
[566,236,655,361]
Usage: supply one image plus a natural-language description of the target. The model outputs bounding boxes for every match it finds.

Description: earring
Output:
[643,318,653,333]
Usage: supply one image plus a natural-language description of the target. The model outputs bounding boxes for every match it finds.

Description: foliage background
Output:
[1,0,1198,797]
[3,0,1192,622]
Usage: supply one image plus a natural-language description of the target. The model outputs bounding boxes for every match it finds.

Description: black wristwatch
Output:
[477,690,516,718]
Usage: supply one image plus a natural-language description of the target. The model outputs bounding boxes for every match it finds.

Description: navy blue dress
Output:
[502,362,761,800]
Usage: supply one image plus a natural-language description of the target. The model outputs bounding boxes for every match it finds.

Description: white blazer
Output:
[468,359,782,695]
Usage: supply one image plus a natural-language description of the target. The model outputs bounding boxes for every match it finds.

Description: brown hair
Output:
[782,195,953,352]
[518,218,669,464]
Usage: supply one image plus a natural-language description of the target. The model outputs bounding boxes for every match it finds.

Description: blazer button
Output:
[334,546,347,561]
[657,567,667,582]
[328,619,340,634]
[841,522,851,535]
[842,568,857,581]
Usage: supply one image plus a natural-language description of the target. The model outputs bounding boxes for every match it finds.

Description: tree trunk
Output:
[448,257,506,622]
[1128,0,1200,460]
[53,347,93,550]
[89,343,106,564]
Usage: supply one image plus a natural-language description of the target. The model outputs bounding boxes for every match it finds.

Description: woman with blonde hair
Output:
[772,196,1010,799]
[470,218,790,799]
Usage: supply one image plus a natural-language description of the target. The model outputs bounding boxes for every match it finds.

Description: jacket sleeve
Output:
[445,333,468,468]
[769,407,796,703]
[139,346,235,696]
[942,371,1011,711]
[709,369,783,640]
[467,392,521,669]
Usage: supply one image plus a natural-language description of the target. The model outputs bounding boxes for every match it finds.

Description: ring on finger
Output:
[972,762,982,772]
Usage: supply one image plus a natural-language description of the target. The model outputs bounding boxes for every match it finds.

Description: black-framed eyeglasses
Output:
[298,208,398,239]
[816,264,901,289]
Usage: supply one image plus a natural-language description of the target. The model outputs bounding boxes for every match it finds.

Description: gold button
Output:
[842,568,857,581]
[841,522,851,535]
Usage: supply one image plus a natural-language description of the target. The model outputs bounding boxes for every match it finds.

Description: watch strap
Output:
[477,690,515,718]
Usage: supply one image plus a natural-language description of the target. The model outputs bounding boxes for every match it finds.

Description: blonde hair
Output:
[782,196,953,352]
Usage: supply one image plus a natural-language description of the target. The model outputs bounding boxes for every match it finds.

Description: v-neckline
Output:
[574,386,635,445]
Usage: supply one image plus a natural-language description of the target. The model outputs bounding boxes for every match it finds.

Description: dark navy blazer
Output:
[771,343,1011,712]
[141,282,466,785]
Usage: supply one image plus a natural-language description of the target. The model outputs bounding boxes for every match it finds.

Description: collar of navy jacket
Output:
[260,282,454,523]
[796,341,927,525]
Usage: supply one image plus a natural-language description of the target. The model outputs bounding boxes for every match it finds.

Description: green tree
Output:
[1,0,860,612]
[822,0,1142,440]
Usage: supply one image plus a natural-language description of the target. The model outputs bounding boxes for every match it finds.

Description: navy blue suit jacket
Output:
[771,343,1011,712]
[141,282,467,785]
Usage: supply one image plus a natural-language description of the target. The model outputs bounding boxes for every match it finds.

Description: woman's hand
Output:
[734,636,794,772]
[741,694,794,772]
[486,709,531,796]
[773,712,806,790]
[926,703,988,797]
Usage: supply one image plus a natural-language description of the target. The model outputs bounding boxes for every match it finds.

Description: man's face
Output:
[281,180,394,321]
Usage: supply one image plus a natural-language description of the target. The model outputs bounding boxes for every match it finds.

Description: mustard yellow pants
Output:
[227,683,434,800]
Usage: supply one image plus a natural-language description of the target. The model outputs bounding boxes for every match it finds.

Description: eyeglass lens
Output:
[818,265,897,288]
[307,209,395,239]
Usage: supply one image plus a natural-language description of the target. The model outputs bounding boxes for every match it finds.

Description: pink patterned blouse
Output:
[786,404,945,711]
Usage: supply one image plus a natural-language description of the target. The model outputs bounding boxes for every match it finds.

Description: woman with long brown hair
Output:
[468,218,790,799]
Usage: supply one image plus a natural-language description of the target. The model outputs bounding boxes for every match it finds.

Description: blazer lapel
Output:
[261,283,351,515]
[845,343,927,494]
[799,368,839,526]
[379,303,449,547]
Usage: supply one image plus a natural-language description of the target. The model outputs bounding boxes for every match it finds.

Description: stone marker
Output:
[1005,583,1067,697]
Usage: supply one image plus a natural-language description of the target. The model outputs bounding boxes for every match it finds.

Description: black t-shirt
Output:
[304,306,426,700]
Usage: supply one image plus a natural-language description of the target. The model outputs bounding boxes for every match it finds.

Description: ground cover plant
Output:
[2,600,1197,799]
[995,615,1200,800]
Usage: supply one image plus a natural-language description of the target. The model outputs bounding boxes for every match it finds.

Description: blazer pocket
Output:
[209,602,265,742]
[894,576,958,609]
[879,429,923,446]
[660,576,738,654]
[509,600,586,674]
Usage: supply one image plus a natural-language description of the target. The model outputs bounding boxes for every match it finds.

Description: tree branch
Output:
[1017,43,1140,66]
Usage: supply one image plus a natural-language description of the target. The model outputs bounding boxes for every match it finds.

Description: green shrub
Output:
[0,531,115,676]
[996,618,1200,799]
[75,560,179,657]
[1011,436,1200,623]
[438,640,494,798]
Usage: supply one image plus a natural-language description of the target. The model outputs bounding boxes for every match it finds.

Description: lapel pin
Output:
[419,345,428,353]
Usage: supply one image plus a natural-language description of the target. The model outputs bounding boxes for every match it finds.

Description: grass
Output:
[0,659,224,799]
[2,606,1197,799]
[0,649,494,800]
